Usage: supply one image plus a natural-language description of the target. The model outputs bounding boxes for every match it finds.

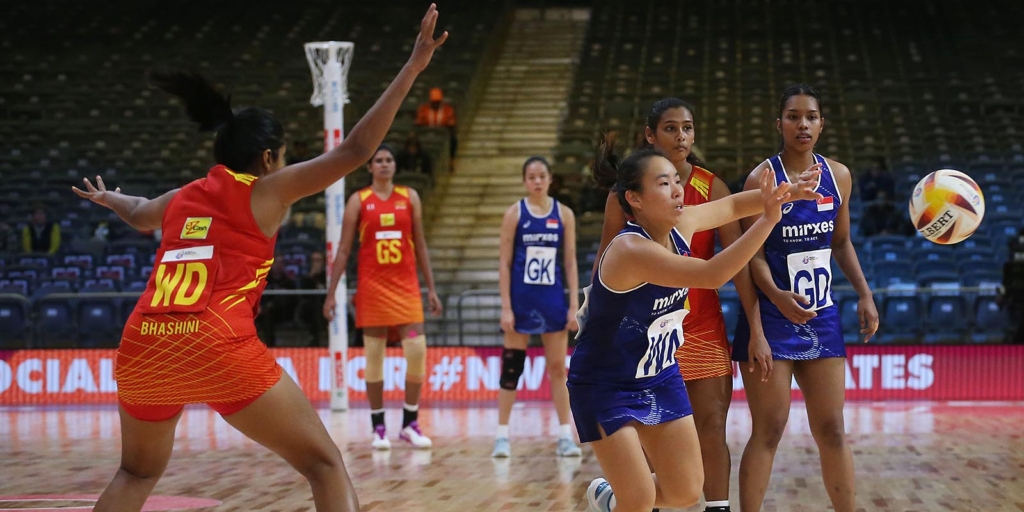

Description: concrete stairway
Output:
[426,7,589,307]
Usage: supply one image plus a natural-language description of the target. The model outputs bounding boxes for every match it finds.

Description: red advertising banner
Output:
[0,345,1021,406]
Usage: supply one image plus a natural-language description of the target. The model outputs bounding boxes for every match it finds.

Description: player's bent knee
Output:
[117,464,165,483]
[295,449,345,483]
[364,335,386,383]
[499,348,527,391]
[401,335,427,382]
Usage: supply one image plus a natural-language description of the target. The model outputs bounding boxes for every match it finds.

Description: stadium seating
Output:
[2,0,1021,346]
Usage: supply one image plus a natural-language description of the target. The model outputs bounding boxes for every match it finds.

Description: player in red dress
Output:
[72,6,447,511]
[324,144,442,450]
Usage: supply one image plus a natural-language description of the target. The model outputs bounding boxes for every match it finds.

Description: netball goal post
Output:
[305,41,354,411]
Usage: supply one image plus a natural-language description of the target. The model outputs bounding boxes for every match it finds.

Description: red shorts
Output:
[119,394,264,422]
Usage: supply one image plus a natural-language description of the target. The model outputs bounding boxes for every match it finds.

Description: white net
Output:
[304,41,355,107]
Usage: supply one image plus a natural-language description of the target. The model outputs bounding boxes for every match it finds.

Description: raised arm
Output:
[72,176,179,232]
[677,164,822,239]
[603,169,792,292]
[256,5,448,209]
[323,192,362,321]
[409,188,442,316]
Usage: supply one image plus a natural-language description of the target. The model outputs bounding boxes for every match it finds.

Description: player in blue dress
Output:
[732,84,879,512]
[574,138,822,512]
[494,156,582,458]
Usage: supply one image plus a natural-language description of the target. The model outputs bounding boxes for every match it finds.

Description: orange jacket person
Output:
[323,144,442,450]
[71,6,447,512]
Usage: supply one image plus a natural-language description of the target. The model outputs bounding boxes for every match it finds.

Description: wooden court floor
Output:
[3,401,1023,511]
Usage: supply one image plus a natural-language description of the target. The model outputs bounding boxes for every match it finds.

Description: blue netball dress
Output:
[509,198,568,334]
[733,153,846,361]
[568,222,694,443]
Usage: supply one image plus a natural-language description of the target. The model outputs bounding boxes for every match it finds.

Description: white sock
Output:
[559,424,573,440]
[706,500,730,508]
[403,402,418,412]
[496,424,509,439]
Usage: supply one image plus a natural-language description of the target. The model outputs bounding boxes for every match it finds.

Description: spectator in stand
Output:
[415,87,457,171]
[22,206,61,254]
[860,190,914,237]
[397,132,433,175]
[859,156,895,203]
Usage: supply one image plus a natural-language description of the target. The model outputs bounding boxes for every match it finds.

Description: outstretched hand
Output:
[787,163,825,202]
[408,3,449,73]
[759,168,791,223]
[72,176,121,208]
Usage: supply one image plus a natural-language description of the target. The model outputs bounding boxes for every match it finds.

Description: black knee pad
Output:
[499,348,527,390]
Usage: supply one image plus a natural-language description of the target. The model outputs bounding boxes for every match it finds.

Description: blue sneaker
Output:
[586,477,614,512]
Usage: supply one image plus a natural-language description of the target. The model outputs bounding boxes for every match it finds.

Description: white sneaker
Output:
[491,437,511,458]
[586,477,614,512]
[556,437,582,457]
[371,424,391,451]
[399,421,432,449]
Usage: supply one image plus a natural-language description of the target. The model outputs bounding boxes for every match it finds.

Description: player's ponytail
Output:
[147,67,234,132]
[593,131,662,217]
[148,67,285,175]
[592,131,621,192]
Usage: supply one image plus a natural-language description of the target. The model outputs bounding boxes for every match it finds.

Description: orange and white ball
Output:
[908,169,985,245]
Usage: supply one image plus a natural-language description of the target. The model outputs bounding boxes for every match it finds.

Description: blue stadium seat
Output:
[95,265,126,281]
[873,261,915,288]
[912,246,956,265]
[877,292,922,343]
[990,204,1022,217]
[63,254,94,270]
[961,234,994,251]
[957,249,998,268]
[34,296,76,347]
[0,297,29,347]
[77,298,120,348]
[105,253,136,269]
[872,247,911,264]
[923,295,968,343]
[914,260,958,277]
[971,297,1009,343]
[838,293,871,344]
[960,268,1002,285]
[0,282,29,296]
[866,235,910,251]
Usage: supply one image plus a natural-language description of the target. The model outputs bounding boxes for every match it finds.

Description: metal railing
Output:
[0,284,1010,348]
